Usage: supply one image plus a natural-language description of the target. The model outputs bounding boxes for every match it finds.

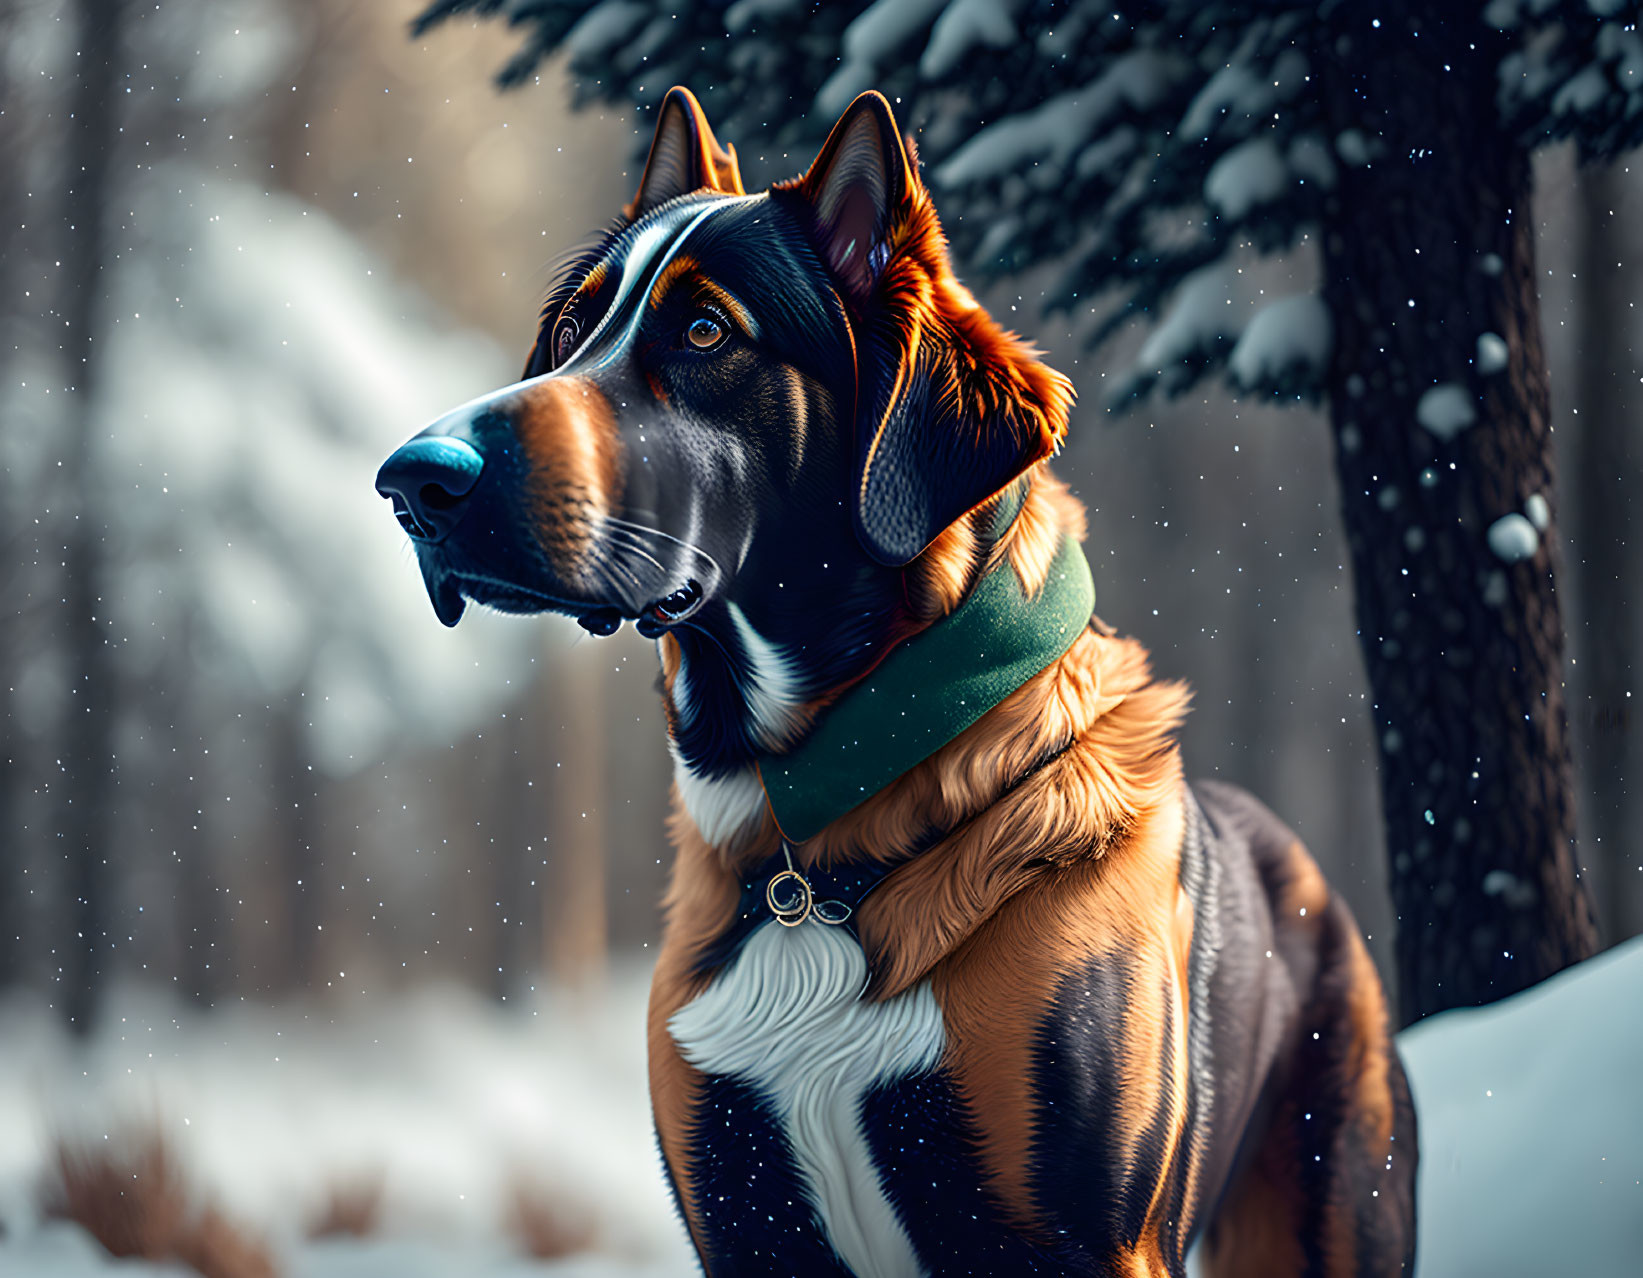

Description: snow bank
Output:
[2,1221,677,1278]
[6,942,1641,1274]
[1401,937,1643,1276]
[0,971,691,1274]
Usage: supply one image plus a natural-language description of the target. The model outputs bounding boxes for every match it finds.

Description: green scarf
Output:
[759,535,1096,842]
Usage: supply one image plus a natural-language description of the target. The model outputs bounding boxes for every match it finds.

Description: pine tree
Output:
[413,0,1643,1023]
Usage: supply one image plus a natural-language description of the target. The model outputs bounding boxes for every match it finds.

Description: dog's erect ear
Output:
[785,93,1074,565]
[624,86,745,222]
[790,91,914,302]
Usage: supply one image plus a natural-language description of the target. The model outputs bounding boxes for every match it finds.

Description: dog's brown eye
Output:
[685,315,725,351]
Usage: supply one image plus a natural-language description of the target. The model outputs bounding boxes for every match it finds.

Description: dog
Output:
[376,87,1417,1277]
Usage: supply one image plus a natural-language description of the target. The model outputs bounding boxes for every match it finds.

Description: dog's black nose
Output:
[375,436,485,543]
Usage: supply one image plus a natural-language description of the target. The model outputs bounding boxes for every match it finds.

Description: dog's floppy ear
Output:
[785,92,1074,565]
[625,86,745,222]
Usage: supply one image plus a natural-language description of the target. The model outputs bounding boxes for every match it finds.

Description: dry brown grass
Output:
[43,1127,278,1278]
[508,1172,596,1260]
[306,1171,384,1240]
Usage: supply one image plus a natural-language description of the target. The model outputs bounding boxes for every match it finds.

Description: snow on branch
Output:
[409,0,1643,408]
[1108,267,1239,407]
[816,0,947,117]
[1227,294,1332,397]
[934,51,1181,187]
[921,0,1021,80]
[1495,3,1643,156]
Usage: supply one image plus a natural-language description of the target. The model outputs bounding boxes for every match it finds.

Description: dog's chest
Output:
[669,919,945,1278]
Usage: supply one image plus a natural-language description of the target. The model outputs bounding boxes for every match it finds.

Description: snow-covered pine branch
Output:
[411,0,1643,414]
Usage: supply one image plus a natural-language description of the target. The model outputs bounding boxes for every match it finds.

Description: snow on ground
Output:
[2,941,1640,1275]
[0,966,692,1276]
[1401,936,1643,1277]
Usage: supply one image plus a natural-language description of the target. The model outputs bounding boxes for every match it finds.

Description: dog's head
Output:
[377,88,1073,776]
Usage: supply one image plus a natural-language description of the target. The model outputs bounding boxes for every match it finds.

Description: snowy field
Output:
[0,965,693,1276]
[1,939,1639,1276]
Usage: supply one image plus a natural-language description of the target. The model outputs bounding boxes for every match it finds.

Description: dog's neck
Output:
[660,472,1093,850]
[654,474,1191,998]
[654,483,1040,788]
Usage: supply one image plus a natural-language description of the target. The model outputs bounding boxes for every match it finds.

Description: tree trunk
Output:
[1318,8,1598,1025]
[487,704,532,1001]
[58,0,126,1034]
[273,697,322,992]
[0,3,30,992]
[1569,160,1642,947]
[546,646,609,989]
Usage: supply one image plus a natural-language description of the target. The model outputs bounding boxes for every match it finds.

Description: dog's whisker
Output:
[599,527,670,577]
[603,517,722,578]
[585,543,653,605]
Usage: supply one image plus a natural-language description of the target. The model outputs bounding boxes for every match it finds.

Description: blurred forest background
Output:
[1,0,1639,1027]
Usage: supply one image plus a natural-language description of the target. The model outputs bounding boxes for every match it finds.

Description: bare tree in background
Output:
[58,0,128,1033]
[0,2,32,990]
[1570,160,1642,944]
[547,647,608,989]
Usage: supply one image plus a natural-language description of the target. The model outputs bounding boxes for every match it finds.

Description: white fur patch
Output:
[672,751,767,847]
[669,920,945,1278]
[726,602,806,750]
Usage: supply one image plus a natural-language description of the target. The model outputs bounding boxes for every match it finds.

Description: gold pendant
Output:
[764,843,852,928]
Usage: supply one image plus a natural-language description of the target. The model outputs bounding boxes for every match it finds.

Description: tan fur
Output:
[782,106,1076,505]
[514,376,621,580]
[930,795,1190,1238]
[648,254,701,312]
[646,256,758,338]
[1345,931,1397,1150]
[1200,1136,1307,1278]
[647,811,744,1258]
[651,466,1197,1247]
[1275,838,1331,921]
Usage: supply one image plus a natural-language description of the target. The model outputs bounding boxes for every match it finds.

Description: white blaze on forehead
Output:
[588,195,759,373]
[576,215,680,362]
[670,920,945,1278]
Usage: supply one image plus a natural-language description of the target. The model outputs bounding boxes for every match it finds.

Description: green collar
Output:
[758,535,1096,842]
